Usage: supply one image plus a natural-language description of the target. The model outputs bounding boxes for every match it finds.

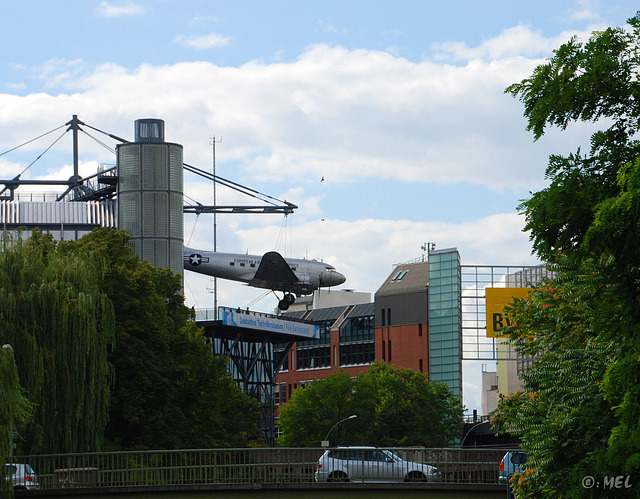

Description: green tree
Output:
[277,361,463,447]
[72,229,260,449]
[0,230,114,454]
[356,362,463,448]
[494,269,627,497]
[277,370,354,447]
[494,12,640,497]
[0,345,31,499]
[0,228,259,453]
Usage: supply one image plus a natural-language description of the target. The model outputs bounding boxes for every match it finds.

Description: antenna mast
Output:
[211,135,222,319]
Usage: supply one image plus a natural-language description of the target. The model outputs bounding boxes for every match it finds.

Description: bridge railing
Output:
[11,447,509,489]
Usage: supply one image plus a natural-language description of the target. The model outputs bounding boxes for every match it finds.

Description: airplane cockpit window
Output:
[325,265,335,270]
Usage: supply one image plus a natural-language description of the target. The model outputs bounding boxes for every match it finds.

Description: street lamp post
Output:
[461,420,490,448]
[321,415,357,447]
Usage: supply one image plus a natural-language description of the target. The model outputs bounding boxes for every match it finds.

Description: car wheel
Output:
[328,471,349,482]
[405,471,426,482]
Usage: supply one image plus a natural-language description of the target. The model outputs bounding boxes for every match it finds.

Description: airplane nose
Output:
[326,270,346,287]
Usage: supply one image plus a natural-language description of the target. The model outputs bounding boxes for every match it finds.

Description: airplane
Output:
[183,248,346,310]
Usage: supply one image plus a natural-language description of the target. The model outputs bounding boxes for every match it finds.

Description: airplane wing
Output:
[249,251,299,290]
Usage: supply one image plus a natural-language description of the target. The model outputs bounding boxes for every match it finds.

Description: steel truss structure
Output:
[196,308,315,447]
[213,335,291,447]
[461,264,554,361]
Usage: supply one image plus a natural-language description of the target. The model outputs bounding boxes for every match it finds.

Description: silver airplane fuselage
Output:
[183,248,346,297]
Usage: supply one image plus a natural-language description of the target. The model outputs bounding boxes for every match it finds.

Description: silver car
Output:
[4,463,40,490]
[499,451,527,484]
[315,446,440,482]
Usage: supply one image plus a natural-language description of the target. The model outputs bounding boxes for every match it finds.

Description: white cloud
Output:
[179,210,538,316]
[95,1,146,18]
[431,24,597,62]
[1,25,565,315]
[174,33,232,49]
[188,15,220,26]
[2,33,586,192]
[318,20,340,34]
[29,58,89,89]
[567,0,603,23]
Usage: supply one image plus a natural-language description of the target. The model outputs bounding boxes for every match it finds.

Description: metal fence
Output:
[10,447,509,490]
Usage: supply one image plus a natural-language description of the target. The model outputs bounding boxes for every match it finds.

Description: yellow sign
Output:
[485,287,531,338]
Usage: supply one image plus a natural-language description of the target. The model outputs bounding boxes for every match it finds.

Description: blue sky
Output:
[2,1,638,413]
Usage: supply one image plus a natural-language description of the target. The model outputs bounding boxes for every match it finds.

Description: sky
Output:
[1,0,638,414]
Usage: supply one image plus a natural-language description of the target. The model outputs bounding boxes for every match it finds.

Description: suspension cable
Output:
[80,129,117,156]
[0,123,67,158]
[183,163,288,207]
[186,213,200,248]
[246,289,273,309]
[19,128,69,177]
[80,122,129,144]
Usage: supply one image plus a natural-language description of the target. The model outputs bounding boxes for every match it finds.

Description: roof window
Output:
[391,270,408,282]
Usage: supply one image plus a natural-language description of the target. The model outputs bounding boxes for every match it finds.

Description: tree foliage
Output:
[277,361,463,447]
[0,228,259,454]
[494,12,640,497]
[0,230,114,454]
[70,228,260,450]
[0,345,31,498]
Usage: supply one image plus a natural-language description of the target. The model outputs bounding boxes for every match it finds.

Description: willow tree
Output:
[0,230,115,454]
[0,345,31,499]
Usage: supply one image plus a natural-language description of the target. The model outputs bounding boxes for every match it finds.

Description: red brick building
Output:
[274,259,430,411]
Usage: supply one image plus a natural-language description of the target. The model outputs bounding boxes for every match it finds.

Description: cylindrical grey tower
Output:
[117,119,184,279]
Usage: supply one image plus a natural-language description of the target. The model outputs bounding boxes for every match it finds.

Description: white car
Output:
[4,463,40,490]
[315,446,440,482]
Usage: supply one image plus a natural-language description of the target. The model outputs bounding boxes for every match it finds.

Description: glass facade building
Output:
[428,248,462,397]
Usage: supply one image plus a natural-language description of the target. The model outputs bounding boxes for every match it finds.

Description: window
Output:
[340,342,375,366]
[391,270,408,281]
[340,316,374,343]
[339,315,375,366]
[331,449,364,460]
[369,450,387,462]
[297,346,331,370]
[297,320,331,347]
[274,343,290,372]
[274,384,281,405]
